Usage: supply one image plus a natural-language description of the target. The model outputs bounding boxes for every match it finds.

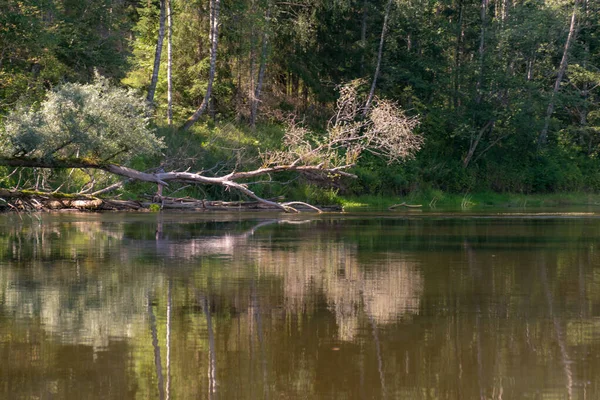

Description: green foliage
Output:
[1,76,164,162]
[0,0,136,115]
[286,184,342,206]
[3,0,600,199]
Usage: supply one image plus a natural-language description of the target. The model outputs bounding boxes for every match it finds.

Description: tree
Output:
[167,0,173,125]
[539,0,581,146]
[147,0,167,104]
[0,0,135,114]
[181,0,221,130]
[250,4,271,127]
[364,0,394,116]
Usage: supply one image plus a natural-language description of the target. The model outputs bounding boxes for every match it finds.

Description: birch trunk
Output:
[181,0,221,131]
[360,0,368,76]
[166,0,173,125]
[453,0,464,109]
[539,0,580,146]
[363,0,393,116]
[475,0,488,105]
[463,0,489,168]
[147,0,167,104]
[251,7,270,128]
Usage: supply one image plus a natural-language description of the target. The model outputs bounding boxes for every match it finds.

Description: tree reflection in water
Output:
[0,214,599,399]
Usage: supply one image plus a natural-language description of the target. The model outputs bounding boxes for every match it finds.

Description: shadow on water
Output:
[0,212,599,398]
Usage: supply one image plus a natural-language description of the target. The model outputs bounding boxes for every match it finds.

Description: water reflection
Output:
[0,214,600,399]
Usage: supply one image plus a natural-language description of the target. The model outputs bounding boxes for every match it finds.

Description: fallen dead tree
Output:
[0,188,341,213]
[0,157,354,212]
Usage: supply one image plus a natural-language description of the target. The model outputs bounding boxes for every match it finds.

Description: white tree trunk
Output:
[251,7,270,127]
[147,0,167,104]
[167,0,173,125]
[475,0,488,105]
[363,0,393,116]
[539,0,580,146]
[360,0,368,76]
[182,0,221,131]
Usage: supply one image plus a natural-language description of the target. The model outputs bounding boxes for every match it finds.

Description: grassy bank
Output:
[106,123,600,212]
[338,191,600,212]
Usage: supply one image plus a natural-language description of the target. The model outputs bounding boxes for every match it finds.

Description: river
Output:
[0,211,598,399]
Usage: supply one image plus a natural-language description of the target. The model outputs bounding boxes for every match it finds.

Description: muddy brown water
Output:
[1,211,599,399]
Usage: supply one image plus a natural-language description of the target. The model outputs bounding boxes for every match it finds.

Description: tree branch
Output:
[0,157,352,212]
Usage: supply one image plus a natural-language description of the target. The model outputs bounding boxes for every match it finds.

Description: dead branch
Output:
[281,201,323,213]
[388,202,422,210]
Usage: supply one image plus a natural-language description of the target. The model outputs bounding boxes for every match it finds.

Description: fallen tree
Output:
[0,157,349,212]
[0,80,422,212]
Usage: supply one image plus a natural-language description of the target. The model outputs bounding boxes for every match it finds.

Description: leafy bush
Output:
[1,75,164,163]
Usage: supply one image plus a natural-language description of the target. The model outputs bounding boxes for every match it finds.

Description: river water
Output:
[0,211,599,399]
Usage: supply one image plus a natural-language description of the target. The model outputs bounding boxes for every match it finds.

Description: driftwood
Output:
[388,202,422,210]
[142,195,336,212]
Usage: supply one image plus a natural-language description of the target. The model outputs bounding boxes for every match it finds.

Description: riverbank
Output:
[2,187,599,214]
[339,192,600,212]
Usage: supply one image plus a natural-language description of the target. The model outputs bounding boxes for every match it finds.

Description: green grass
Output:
[339,191,600,212]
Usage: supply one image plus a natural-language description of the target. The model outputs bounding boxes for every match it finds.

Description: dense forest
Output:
[1,0,599,205]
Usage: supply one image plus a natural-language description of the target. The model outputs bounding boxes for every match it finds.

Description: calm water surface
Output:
[1,211,600,399]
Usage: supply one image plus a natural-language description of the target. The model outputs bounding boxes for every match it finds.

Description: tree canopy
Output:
[1,0,599,202]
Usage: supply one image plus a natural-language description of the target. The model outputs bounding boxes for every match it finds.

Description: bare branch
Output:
[264,83,421,169]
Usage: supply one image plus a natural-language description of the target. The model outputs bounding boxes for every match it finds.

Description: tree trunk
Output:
[462,0,490,168]
[475,0,488,105]
[453,0,464,109]
[360,0,368,76]
[463,120,494,168]
[181,0,221,131]
[147,0,167,104]
[363,0,393,116]
[539,0,580,147]
[251,6,270,128]
[167,0,173,125]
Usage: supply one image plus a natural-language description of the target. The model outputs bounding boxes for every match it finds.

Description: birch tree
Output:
[539,0,581,146]
[364,0,393,116]
[182,0,221,131]
[250,4,271,127]
[167,0,173,125]
[147,0,167,104]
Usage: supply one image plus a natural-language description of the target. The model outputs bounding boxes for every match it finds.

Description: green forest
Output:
[1,0,599,209]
